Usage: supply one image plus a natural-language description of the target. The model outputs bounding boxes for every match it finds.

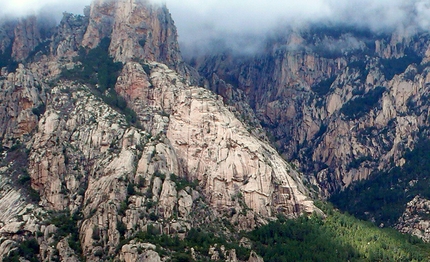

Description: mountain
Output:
[194,26,427,193]
[0,0,316,261]
[4,0,430,261]
[193,24,430,235]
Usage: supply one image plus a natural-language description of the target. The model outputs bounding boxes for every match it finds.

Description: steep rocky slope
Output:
[0,0,315,261]
[194,26,430,196]
[396,196,430,242]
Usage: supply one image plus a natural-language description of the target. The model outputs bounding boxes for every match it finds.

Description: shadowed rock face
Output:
[194,27,430,196]
[0,1,315,261]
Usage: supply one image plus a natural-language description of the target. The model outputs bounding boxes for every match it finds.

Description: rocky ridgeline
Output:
[195,26,430,196]
[0,0,315,261]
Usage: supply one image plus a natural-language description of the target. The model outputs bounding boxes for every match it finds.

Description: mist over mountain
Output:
[4,0,430,260]
[161,0,430,56]
[1,0,90,21]
[4,0,430,57]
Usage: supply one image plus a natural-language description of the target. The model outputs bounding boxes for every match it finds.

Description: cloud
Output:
[158,0,333,56]
[3,0,430,57]
[158,0,430,56]
[0,0,91,20]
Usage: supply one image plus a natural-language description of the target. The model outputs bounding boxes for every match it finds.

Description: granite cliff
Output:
[194,27,430,195]
[4,0,430,258]
[0,0,315,261]
[193,25,430,240]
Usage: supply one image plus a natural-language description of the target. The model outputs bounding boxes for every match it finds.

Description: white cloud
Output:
[157,0,430,56]
[3,0,430,56]
[0,0,91,20]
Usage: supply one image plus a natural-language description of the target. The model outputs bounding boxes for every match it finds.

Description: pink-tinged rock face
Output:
[115,61,316,218]
[12,16,41,62]
[0,1,318,260]
[82,0,183,71]
[0,66,44,143]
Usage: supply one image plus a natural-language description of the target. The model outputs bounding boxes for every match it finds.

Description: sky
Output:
[2,0,430,56]
[1,0,90,20]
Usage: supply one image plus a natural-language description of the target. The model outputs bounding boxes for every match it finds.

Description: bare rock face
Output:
[396,196,430,242]
[310,67,426,194]
[120,242,161,262]
[0,1,317,261]
[83,0,183,71]
[11,16,41,62]
[116,61,315,217]
[21,61,301,260]
[0,31,311,262]
[52,12,89,58]
[0,65,46,145]
[56,239,81,262]
[195,29,430,196]
[81,0,116,49]
[248,251,264,262]
[0,21,14,48]
[0,0,196,83]
[0,59,313,261]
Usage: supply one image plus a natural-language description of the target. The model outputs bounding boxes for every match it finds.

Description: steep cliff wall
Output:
[0,1,315,261]
[195,28,430,196]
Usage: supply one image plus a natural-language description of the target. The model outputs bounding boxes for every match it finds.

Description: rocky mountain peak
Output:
[11,16,42,62]
[0,0,317,261]
[83,0,183,69]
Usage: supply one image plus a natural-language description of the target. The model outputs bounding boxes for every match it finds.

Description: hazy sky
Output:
[1,0,90,19]
[2,0,430,55]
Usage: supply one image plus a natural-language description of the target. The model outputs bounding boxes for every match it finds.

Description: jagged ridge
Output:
[0,0,315,261]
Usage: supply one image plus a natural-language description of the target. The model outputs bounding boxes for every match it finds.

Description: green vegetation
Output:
[311,76,336,96]
[380,50,421,80]
[115,201,430,261]
[302,25,379,58]
[331,138,430,226]
[250,203,430,261]
[142,63,151,75]
[32,103,46,117]
[46,211,83,257]
[61,38,139,125]
[348,60,369,83]
[0,43,18,72]
[17,168,40,202]
[4,238,40,262]
[119,225,250,261]
[28,40,51,59]
[340,86,386,120]
[348,155,373,170]
[3,142,41,203]
[61,38,122,92]
[305,24,376,40]
[170,173,199,191]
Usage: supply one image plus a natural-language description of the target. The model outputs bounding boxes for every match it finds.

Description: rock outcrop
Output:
[116,61,315,217]
[83,0,182,66]
[0,1,315,261]
[194,27,430,196]
[0,64,46,145]
[0,63,313,260]
[11,16,42,62]
[0,0,198,82]
[396,196,430,242]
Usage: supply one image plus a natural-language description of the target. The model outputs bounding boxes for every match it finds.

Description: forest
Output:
[331,138,430,226]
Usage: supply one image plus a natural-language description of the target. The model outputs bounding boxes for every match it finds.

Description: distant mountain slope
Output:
[194,25,430,192]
